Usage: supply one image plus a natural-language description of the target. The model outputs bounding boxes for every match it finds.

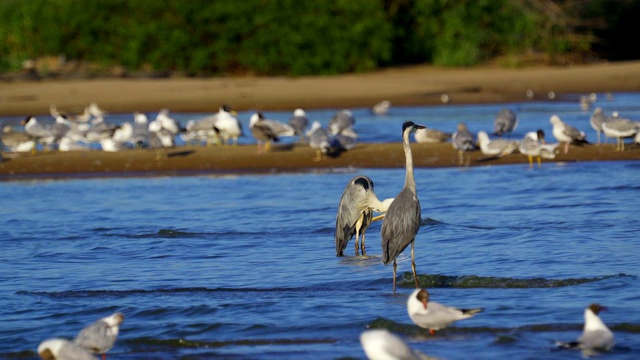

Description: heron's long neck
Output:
[403,130,416,192]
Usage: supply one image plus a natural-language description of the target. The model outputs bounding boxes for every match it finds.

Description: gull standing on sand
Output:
[413,126,451,144]
[307,121,330,161]
[22,116,54,152]
[590,107,609,144]
[38,338,97,360]
[452,123,475,165]
[74,312,124,360]
[328,109,355,136]
[601,117,639,151]
[329,130,358,154]
[360,329,434,360]
[407,288,483,334]
[335,175,393,257]
[519,130,558,167]
[381,121,425,293]
[249,112,281,154]
[555,303,614,355]
[131,112,150,148]
[212,105,243,146]
[493,108,518,137]
[477,131,519,157]
[550,115,589,154]
[288,108,310,139]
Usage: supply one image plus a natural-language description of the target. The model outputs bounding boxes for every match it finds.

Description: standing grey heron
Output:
[335,175,393,257]
[381,121,425,293]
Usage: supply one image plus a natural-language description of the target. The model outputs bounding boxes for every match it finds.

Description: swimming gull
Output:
[38,338,97,360]
[407,288,483,334]
[360,329,434,360]
[74,312,124,360]
[555,303,614,356]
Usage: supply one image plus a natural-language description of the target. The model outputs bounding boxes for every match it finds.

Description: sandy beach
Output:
[1,61,639,177]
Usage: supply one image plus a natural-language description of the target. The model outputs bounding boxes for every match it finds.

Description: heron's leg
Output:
[411,241,419,288]
[354,228,360,256]
[361,229,366,256]
[392,259,397,293]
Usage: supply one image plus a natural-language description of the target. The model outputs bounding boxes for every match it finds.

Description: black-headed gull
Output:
[407,288,483,334]
[73,313,124,360]
[360,329,435,360]
[38,338,97,360]
[555,303,614,355]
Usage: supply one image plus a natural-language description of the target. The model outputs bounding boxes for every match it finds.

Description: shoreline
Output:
[2,61,640,116]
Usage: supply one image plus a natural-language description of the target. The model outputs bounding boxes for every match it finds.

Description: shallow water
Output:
[1,94,640,359]
[1,160,639,359]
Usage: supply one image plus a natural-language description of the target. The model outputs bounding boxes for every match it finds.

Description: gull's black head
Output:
[536,129,545,141]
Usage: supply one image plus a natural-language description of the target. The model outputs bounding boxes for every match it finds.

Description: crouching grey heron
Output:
[335,175,393,257]
[381,121,425,293]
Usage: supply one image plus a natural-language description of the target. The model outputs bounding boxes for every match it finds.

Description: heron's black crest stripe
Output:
[402,121,416,133]
[353,177,371,190]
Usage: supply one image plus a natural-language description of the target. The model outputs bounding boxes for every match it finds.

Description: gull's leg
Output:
[537,156,542,168]
[528,155,533,168]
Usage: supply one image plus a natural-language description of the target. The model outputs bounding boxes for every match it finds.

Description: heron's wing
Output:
[380,189,421,264]
[335,181,368,256]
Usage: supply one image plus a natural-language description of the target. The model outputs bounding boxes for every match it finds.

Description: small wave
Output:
[398,272,633,289]
[126,336,336,349]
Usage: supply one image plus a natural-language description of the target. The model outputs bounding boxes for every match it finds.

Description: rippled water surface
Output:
[1,95,640,359]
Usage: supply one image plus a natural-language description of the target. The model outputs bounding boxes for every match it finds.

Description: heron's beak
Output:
[371,214,386,222]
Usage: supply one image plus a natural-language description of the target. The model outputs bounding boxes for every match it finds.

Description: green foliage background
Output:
[0,0,633,76]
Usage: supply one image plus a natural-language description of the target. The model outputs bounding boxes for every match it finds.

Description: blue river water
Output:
[1,93,639,359]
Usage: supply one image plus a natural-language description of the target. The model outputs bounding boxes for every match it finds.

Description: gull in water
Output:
[335,175,393,257]
[381,121,425,293]
[74,312,124,360]
[38,338,97,360]
[601,117,639,151]
[555,303,614,356]
[493,108,518,137]
[249,112,282,154]
[451,123,475,166]
[413,127,451,144]
[288,108,310,139]
[550,115,589,154]
[519,130,558,168]
[360,329,435,360]
[328,109,355,136]
[307,121,330,161]
[407,288,483,335]
[477,131,519,157]
[371,100,391,115]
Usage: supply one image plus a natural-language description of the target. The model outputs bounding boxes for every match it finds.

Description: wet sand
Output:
[1,61,640,178]
[1,142,638,179]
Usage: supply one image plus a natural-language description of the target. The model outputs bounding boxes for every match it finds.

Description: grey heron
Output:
[550,114,589,154]
[381,121,425,293]
[74,312,124,360]
[494,108,518,137]
[335,175,393,257]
